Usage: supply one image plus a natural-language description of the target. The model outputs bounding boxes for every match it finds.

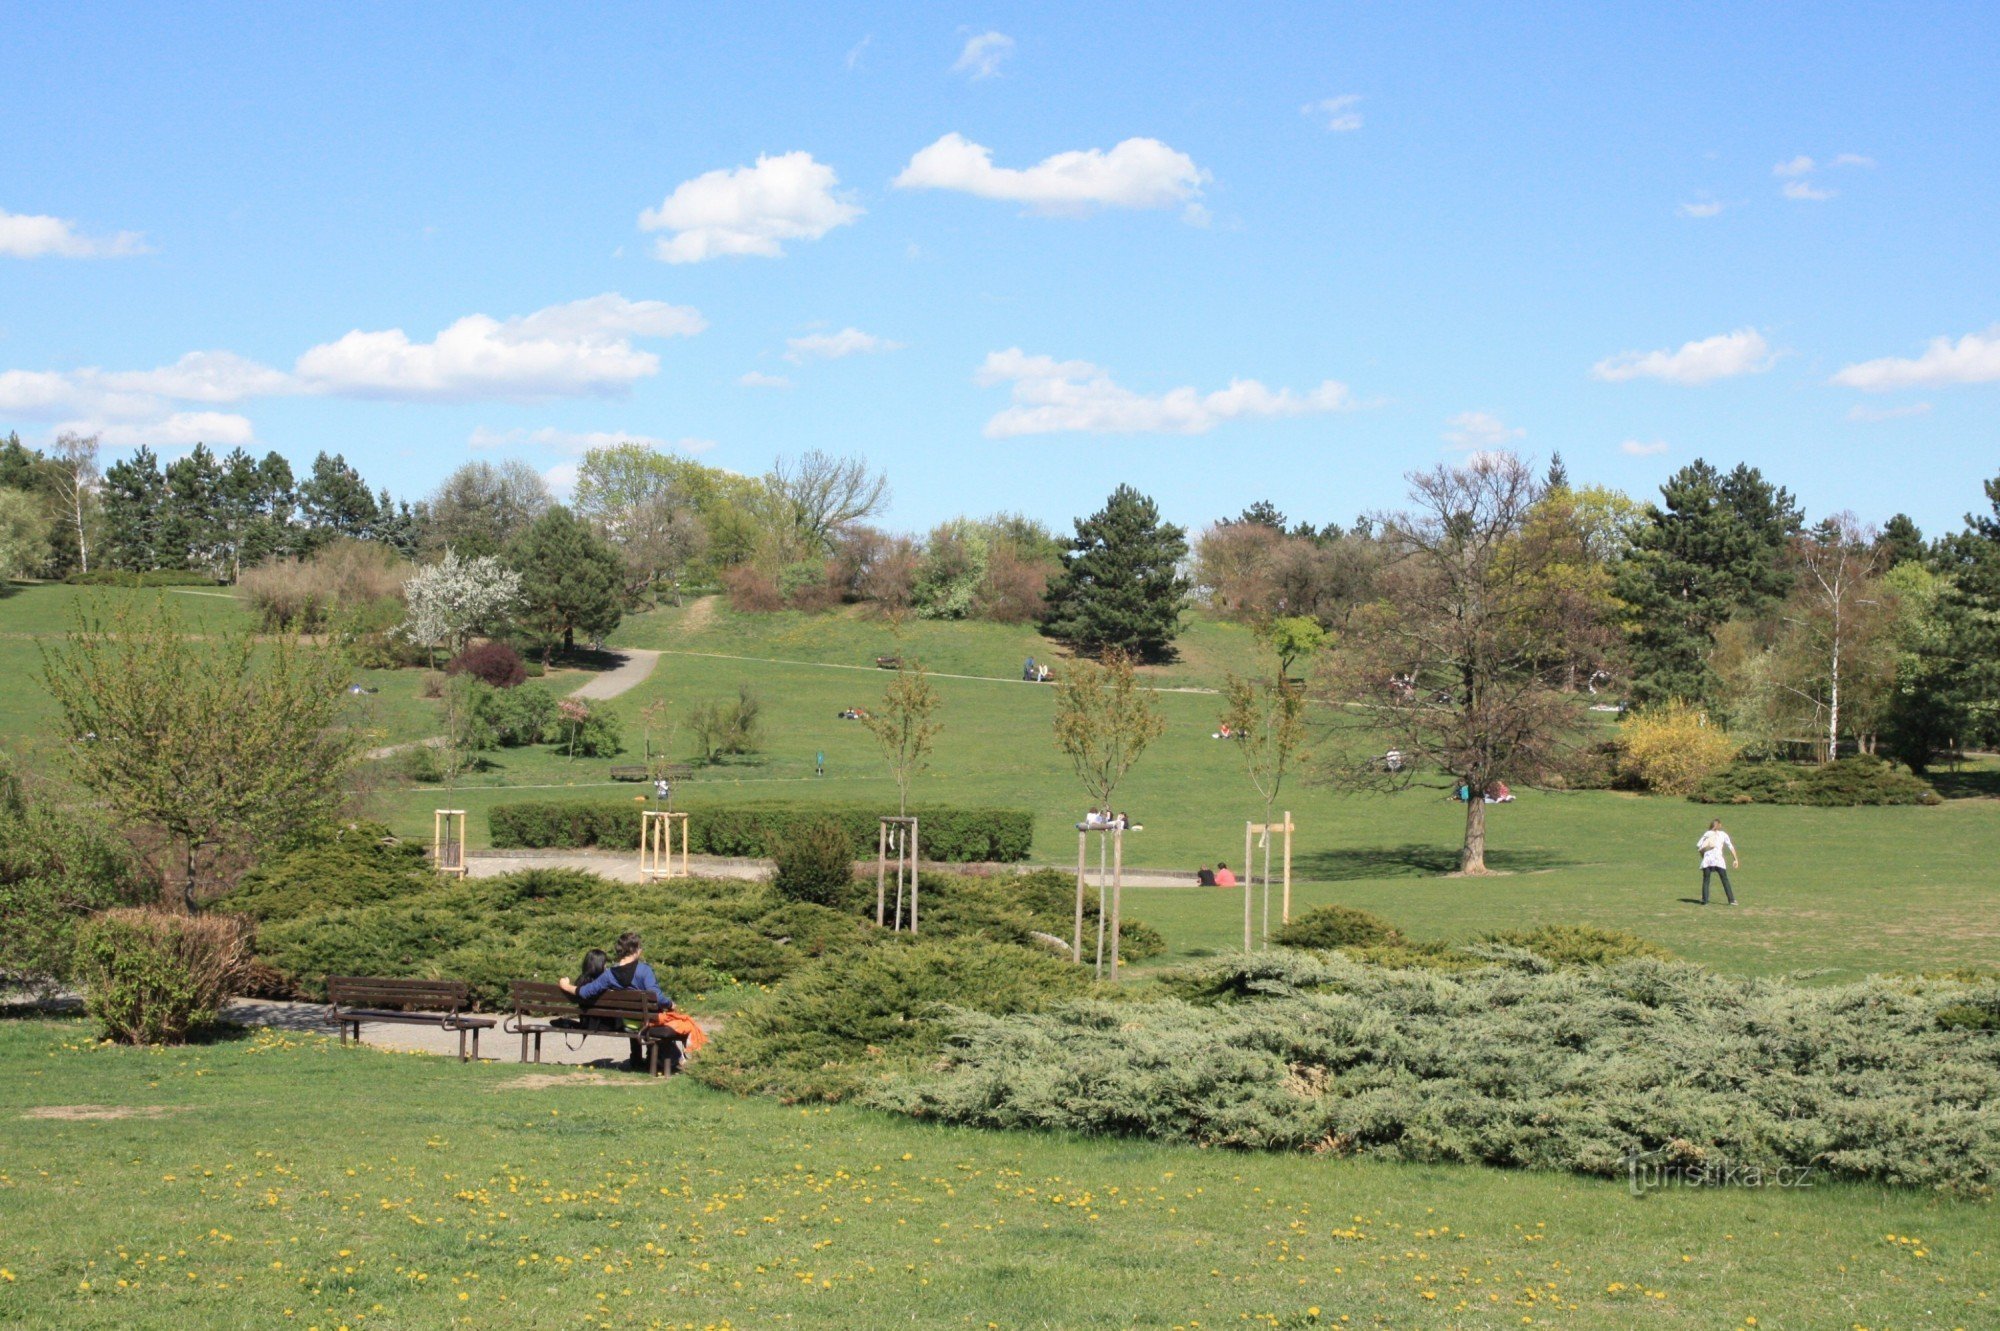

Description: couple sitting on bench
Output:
[555,930,707,1069]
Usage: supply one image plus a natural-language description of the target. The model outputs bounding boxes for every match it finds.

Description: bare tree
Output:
[1325,454,1595,874]
[47,432,100,574]
[767,450,890,555]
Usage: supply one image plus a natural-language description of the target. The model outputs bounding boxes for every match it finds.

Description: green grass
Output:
[1,1018,1991,1330]
[7,583,1998,983]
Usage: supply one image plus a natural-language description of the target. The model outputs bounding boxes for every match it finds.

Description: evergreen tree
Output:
[1041,484,1190,661]
[163,444,226,574]
[1875,513,1926,569]
[1616,460,1801,705]
[297,452,380,549]
[1930,472,2000,747]
[100,447,167,571]
[1544,450,1570,492]
[510,505,624,656]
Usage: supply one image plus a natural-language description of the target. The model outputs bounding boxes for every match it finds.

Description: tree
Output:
[510,506,624,656]
[1782,515,1896,760]
[399,550,523,663]
[1219,667,1311,943]
[1042,484,1190,661]
[863,660,942,816]
[46,432,100,575]
[1327,454,1595,874]
[1263,615,1326,680]
[765,450,890,557]
[297,452,381,549]
[0,488,53,580]
[162,444,226,575]
[1053,651,1167,815]
[425,460,551,559]
[1877,561,1969,773]
[39,597,363,909]
[100,447,167,571]
[1617,460,1801,706]
[1876,513,1926,570]
[572,444,712,605]
[1544,451,1570,492]
[1514,483,1636,691]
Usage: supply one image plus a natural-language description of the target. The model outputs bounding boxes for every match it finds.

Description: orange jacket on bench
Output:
[649,1008,708,1054]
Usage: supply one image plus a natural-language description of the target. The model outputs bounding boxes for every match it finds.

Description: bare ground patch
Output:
[24,1104,188,1121]
[496,1071,657,1090]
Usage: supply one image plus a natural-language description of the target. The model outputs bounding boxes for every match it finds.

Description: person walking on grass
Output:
[1697,819,1740,905]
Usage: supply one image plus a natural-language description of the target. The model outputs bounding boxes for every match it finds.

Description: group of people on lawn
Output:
[555,930,707,1069]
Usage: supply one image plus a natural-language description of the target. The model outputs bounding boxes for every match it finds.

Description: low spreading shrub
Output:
[878,950,2000,1193]
[693,936,1092,1103]
[1272,905,1404,951]
[224,822,434,923]
[446,641,527,689]
[76,908,250,1044]
[488,800,1035,863]
[1476,924,1671,967]
[770,818,859,906]
[1692,756,1939,807]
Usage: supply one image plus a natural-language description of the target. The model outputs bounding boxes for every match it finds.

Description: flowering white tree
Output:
[399,551,522,663]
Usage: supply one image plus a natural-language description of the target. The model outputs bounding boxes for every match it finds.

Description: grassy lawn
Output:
[8,583,1998,983]
[1,1018,1992,1331]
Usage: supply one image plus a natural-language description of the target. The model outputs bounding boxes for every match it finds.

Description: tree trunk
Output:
[1460,791,1487,874]
[182,843,200,914]
[1826,637,1840,763]
[563,624,575,653]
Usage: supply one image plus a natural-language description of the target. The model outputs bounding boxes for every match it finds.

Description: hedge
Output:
[1691,756,1940,806]
[489,799,1035,863]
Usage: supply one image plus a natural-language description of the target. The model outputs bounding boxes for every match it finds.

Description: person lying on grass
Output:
[561,930,662,1069]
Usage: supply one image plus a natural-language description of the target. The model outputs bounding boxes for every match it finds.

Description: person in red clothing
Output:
[1214,862,1238,887]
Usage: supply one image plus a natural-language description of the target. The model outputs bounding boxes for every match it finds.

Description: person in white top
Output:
[1696,819,1739,905]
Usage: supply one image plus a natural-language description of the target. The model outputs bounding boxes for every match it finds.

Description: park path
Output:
[222,996,719,1069]
[464,847,1202,888]
[567,648,661,701]
[645,646,1220,695]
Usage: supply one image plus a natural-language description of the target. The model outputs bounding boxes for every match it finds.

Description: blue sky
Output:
[3,2,1996,536]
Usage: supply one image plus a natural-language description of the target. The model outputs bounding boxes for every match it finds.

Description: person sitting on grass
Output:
[1196,865,1217,887]
[561,930,663,1069]
[1214,861,1238,887]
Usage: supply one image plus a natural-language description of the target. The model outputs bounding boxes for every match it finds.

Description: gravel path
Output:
[567,649,661,701]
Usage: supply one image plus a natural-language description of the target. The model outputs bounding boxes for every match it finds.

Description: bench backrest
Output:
[327,976,472,1013]
[509,979,662,1022]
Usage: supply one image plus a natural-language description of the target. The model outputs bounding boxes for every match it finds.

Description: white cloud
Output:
[894,134,1208,215]
[1441,411,1525,449]
[0,207,149,259]
[1845,401,1932,422]
[1773,155,1817,178]
[293,294,702,401]
[1832,153,1877,169]
[1619,438,1670,457]
[1677,199,1726,219]
[1783,179,1836,202]
[783,328,905,363]
[975,348,1354,438]
[468,426,714,455]
[737,370,793,389]
[639,152,861,262]
[952,31,1014,79]
[89,411,256,449]
[1832,327,2000,391]
[1591,328,1774,385]
[99,350,294,402]
[541,462,579,496]
[844,35,872,70]
[1774,153,1870,202]
[1303,94,1363,132]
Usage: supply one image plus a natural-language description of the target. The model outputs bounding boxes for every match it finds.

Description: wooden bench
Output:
[326,976,496,1062]
[611,762,696,783]
[503,981,687,1076]
[874,655,902,670]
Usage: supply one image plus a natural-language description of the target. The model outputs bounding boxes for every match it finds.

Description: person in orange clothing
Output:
[1214,861,1238,887]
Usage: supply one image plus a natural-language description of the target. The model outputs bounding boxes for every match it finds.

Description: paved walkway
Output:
[223,996,715,1071]
[567,649,661,701]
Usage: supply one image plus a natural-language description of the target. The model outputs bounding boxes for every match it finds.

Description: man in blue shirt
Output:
[560,930,664,1068]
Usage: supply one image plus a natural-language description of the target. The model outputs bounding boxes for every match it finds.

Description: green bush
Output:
[476,683,557,747]
[0,764,148,996]
[1477,924,1671,967]
[1693,756,1938,806]
[878,951,2000,1193]
[902,868,1162,962]
[558,707,623,759]
[76,909,249,1044]
[770,818,858,906]
[1272,905,1404,950]
[488,799,1035,863]
[692,936,1092,1103]
[251,869,870,1006]
[224,822,434,923]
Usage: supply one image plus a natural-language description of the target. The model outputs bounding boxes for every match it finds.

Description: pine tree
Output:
[1616,460,1801,705]
[100,447,167,571]
[1041,485,1190,661]
[510,505,624,656]
[297,452,380,549]
[1544,451,1569,492]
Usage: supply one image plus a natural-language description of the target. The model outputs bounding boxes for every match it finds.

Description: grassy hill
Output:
[8,583,1999,980]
